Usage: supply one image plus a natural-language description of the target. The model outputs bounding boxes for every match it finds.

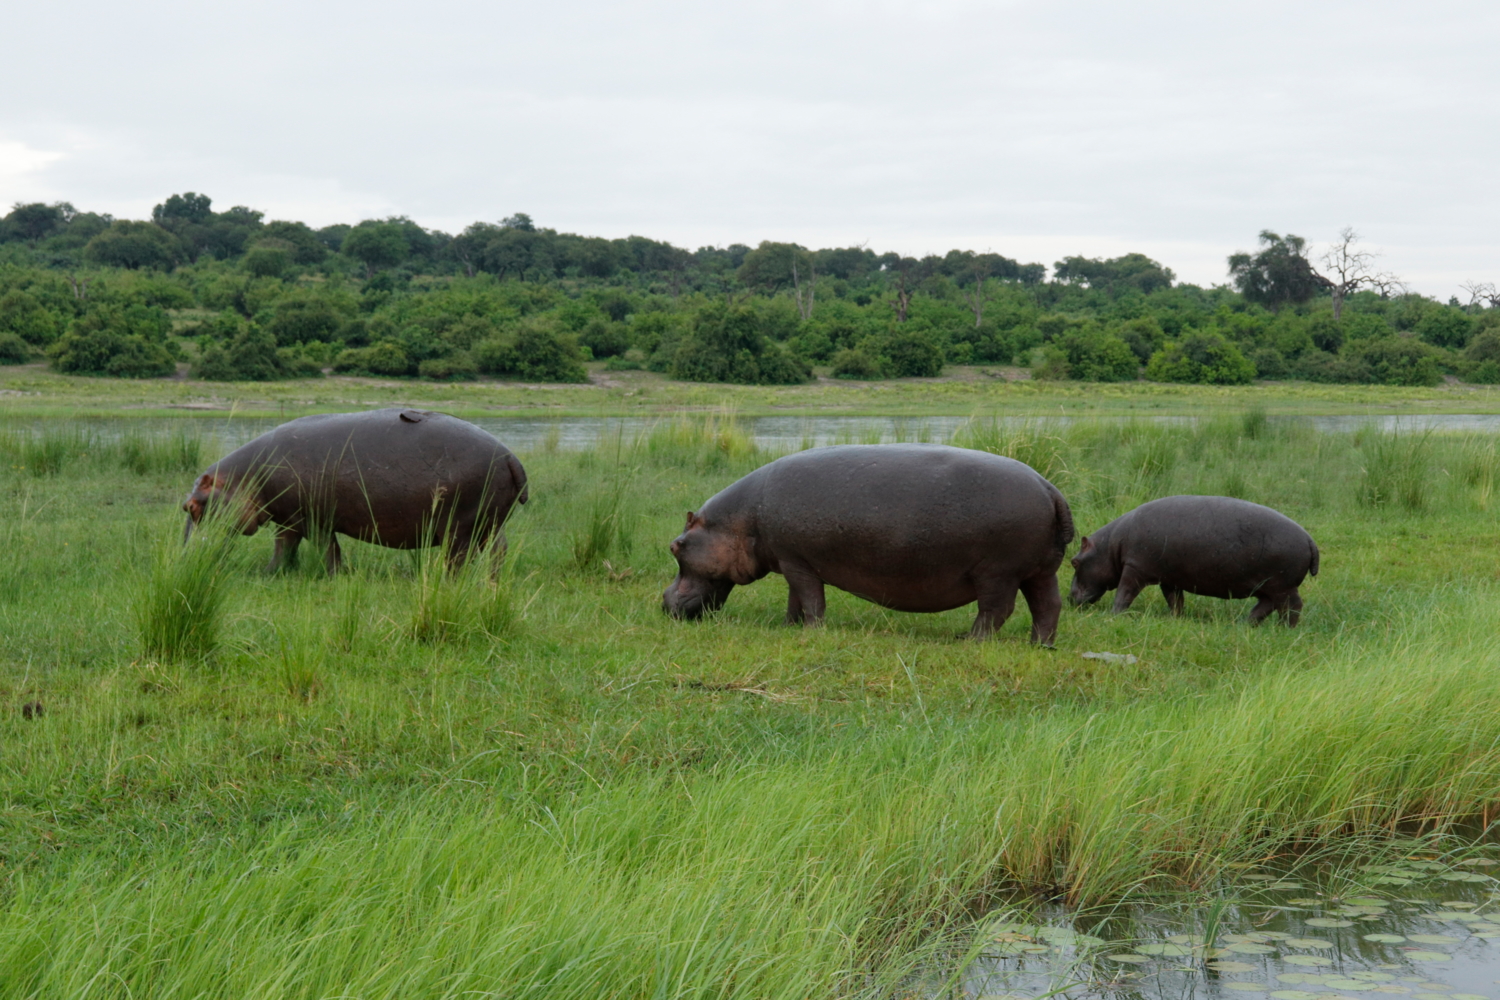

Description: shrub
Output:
[1058,327,1137,382]
[194,327,286,381]
[1145,332,1255,385]
[0,290,62,346]
[1347,336,1445,387]
[1030,345,1071,380]
[474,319,589,382]
[883,329,944,378]
[1416,307,1475,349]
[830,348,882,379]
[669,304,810,385]
[84,220,184,270]
[578,317,630,358]
[49,322,175,378]
[333,340,416,377]
[419,353,479,380]
[0,333,30,364]
[1250,347,1288,379]
[1293,349,1374,384]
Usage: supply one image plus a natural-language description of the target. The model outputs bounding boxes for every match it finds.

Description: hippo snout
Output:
[663,575,732,621]
[1069,579,1102,606]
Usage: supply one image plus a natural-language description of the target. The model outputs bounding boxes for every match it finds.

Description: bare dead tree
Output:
[65,274,89,301]
[1461,281,1499,309]
[962,257,997,328]
[1318,227,1403,320]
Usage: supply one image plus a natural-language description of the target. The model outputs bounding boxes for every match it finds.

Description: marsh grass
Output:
[135,518,235,663]
[118,425,204,475]
[1357,427,1433,510]
[7,412,1500,997]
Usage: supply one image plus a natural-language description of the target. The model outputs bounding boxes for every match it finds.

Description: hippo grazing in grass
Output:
[1069,495,1318,626]
[662,444,1075,643]
[182,408,528,573]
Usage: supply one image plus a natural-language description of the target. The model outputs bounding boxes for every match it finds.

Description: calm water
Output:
[950,858,1500,1000]
[14,413,1500,454]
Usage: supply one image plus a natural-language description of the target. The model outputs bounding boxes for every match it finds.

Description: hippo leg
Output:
[1161,585,1185,616]
[969,577,1019,639]
[323,535,344,576]
[1111,566,1148,613]
[268,527,302,574]
[1277,590,1303,627]
[781,561,826,626]
[1247,595,1276,626]
[1019,573,1062,647]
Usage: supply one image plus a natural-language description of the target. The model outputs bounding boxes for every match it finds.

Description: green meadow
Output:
[3,402,1500,998]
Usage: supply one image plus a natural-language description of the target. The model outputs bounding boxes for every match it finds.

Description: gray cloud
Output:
[3,0,1497,293]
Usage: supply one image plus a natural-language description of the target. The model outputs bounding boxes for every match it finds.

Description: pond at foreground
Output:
[949,857,1500,1000]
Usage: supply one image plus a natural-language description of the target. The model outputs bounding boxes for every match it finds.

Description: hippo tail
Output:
[1309,536,1320,577]
[1048,481,1076,555]
[506,452,529,504]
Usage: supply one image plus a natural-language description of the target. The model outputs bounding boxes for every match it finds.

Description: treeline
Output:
[1,194,1498,388]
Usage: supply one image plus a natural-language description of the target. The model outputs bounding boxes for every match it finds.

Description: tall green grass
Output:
[135,521,235,662]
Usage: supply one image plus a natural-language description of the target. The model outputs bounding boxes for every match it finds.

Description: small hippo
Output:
[662,444,1075,642]
[182,408,527,573]
[1069,495,1319,625]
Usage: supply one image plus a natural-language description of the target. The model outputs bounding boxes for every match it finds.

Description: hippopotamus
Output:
[182,408,527,573]
[1068,495,1319,626]
[662,444,1075,643]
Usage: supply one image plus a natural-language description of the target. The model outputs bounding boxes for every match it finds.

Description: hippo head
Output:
[662,511,757,620]
[1068,535,1119,606]
[182,471,268,540]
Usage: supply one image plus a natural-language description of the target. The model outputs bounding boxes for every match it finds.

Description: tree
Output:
[152,192,213,225]
[1053,253,1174,295]
[1319,228,1403,321]
[83,221,184,270]
[1146,332,1255,385]
[1228,231,1325,311]
[341,223,409,276]
[2,202,70,243]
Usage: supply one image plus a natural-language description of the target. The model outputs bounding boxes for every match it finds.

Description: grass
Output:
[4,409,1500,996]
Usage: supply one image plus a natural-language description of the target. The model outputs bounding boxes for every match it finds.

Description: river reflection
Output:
[957,859,1500,1000]
[14,413,1500,455]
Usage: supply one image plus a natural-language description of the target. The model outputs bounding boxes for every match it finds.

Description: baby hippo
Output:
[1069,495,1319,626]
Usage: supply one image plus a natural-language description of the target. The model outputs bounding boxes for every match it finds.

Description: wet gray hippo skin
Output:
[1069,495,1319,626]
[182,408,528,573]
[662,444,1075,643]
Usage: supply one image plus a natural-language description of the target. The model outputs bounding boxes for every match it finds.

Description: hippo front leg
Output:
[781,561,826,626]
[267,527,302,574]
[1111,565,1148,613]
[323,535,344,576]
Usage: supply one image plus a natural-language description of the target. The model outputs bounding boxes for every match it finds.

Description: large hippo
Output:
[1069,495,1318,626]
[662,444,1075,643]
[182,408,527,573]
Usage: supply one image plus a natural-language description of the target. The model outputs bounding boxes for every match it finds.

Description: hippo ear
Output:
[197,473,217,492]
[1078,535,1093,554]
[685,511,698,529]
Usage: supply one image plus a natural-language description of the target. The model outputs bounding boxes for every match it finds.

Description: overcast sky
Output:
[2,0,1496,295]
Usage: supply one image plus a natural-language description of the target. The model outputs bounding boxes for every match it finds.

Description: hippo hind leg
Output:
[1019,572,1061,647]
[1161,585,1185,616]
[968,576,1020,641]
[1277,590,1303,627]
[323,535,344,576]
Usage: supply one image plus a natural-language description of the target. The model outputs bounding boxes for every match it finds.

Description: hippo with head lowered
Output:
[1069,495,1318,626]
[182,408,527,573]
[662,444,1075,643]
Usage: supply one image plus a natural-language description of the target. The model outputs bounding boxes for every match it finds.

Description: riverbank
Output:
[7,360,1500,419]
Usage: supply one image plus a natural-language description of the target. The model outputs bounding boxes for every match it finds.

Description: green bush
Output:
[474,319,588,382]
[830,348,882,379]
[1250,347,1289,379]
[1293,349,1374,384]
[194,327,284,380]
[1145,332,1255,385]
[333,340,416,377]
[0,333,30,364]
[669,304,810,385]
[882,329,944,378]
[48,304,177,377]
[0,290,62,346]
[1058,327,1138,382]
[418,352,478,380]
[1416,307,1475,349]
[1347,336,1445,387]
[1029,345,1071,380]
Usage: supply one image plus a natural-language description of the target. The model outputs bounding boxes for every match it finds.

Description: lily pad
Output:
[1210,962,1262,973]
[1107,953,1151,963]
[1280,974,1332,984]
[1412,994,1452,1000]
[1349,897,1390,905]
[1306,918,1356,927]
[1262,932,1296,941]
[1460,859,1499,867]
[1229,943,1278,955]
[1375,877,1416,885]
[1224,985,1270,993]
[1270,882,1305,890]
[1370,988,1414,994]
[1271,991,1321,1000]
[1451,995,1490,1000]
[1227,933,1275,944]
[1407,935,1462,945]
[1286,938,1337,949]
[1325,979,1376,991]
[1471,924,1500,932]
[1365,934,1408,943]
[1285,955,1335,966]
[1289,898,1325,905]
[1440,901,1479,908]
[1403,951,1452,962]
[1350,973,1398,982]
